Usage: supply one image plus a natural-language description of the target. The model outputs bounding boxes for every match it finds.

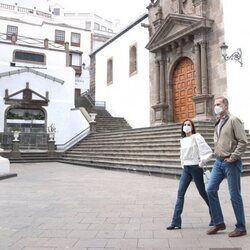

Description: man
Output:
[206,96,247,237]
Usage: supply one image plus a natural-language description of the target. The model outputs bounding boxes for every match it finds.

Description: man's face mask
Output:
[214,106,224,115]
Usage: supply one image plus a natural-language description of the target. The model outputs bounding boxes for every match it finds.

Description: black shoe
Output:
[166,225,181,230]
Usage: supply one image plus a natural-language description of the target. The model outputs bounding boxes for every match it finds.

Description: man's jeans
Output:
[207,159,246,231]
[171,165,211,226]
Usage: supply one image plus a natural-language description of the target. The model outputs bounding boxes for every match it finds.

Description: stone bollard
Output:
[12,140,21,158]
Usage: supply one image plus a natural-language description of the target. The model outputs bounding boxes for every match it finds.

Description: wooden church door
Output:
[172,57,196,123]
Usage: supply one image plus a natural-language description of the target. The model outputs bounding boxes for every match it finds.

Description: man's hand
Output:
[224,157,234,162]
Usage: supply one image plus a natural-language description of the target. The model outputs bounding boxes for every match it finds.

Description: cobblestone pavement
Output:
[0,162,249,249]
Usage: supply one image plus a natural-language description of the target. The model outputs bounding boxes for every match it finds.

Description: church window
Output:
[7,25,18,40]
[129,44,137,76]
[55,29,65,44]
[107,58,113,85]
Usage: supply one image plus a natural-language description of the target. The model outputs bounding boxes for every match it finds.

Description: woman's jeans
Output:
[207,159,246,231]
[171,165,211,226]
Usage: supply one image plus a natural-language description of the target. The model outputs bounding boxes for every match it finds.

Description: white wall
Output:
[95,19,150,128]
[0,43,66,67]
[222,0,250,129]
[0,17,91,60]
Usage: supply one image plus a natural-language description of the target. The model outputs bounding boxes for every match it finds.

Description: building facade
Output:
[146,0,250,129]
[91,0,250,130]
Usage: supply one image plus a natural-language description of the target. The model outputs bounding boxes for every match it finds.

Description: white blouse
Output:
[180,133,212,168]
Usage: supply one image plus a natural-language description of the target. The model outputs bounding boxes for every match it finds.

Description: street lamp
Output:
[220,42,243,67]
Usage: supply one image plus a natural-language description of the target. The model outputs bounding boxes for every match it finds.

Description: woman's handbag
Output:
[203,168,211,184]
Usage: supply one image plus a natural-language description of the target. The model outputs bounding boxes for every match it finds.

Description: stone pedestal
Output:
[152,103,169,125]
[90,121,97,133]
[193,94,214,121]
[12,140,21,158]
[48,140,55,157]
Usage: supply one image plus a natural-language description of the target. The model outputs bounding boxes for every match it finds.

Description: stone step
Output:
[60,120,250,177]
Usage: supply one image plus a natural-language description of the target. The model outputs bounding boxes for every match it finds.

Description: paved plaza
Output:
[0,162,250,250]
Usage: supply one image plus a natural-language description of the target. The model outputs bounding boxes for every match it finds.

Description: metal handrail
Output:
[82,90,106,108]
[56,127,90,152]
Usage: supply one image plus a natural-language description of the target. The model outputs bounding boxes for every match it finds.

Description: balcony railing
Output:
[0,2,52,19]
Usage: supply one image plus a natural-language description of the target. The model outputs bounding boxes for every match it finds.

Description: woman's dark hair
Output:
[181,119,196,138]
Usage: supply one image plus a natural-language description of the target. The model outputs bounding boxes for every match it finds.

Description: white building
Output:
[50,2,119,51]
[0,0,91,150]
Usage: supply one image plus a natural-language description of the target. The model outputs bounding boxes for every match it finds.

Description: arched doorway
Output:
[172,57,196,123]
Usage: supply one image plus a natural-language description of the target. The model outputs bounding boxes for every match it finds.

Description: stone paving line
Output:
[0,162,249,250]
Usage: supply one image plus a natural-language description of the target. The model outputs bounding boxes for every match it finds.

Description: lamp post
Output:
[220,42,243,67]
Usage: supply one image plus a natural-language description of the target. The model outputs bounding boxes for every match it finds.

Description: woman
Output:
[167,119,213,230]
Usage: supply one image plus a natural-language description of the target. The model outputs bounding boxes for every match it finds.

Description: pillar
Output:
[200,41,208,94]
[194,43,201,94]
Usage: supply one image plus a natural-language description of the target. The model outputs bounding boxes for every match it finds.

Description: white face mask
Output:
[214,106,224,115]
[183,125,192,133]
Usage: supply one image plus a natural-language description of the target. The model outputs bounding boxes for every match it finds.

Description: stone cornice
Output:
[146,13,213,52]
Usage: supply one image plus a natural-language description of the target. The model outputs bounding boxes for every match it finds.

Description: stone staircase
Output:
[95,114,132,132]
[60,121,250,178]
[76,92,132,132]
[8,151,61,163]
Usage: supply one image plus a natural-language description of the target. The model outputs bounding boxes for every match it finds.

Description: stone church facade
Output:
[146,0,227,126]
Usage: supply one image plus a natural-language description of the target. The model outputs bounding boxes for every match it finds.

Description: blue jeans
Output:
[207,159,246,231]
[171,165,211,226]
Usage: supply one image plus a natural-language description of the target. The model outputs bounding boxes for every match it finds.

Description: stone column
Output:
[194,43,201,94]
[155,60,160,104]
[200,41,208,94]
[159,60,165,103]
[193,40,214,121]
[151,56,168,126]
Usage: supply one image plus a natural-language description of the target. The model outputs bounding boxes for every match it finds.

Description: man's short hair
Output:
[215,96,229,108]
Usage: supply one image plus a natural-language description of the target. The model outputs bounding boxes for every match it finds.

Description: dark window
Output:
[71,32,80,46]
[7,25,18,40]
[53,8,60,16]
[85,21,91,30]
[13,50,45,64]
[55,29,65,44]
[129,44,137,76]
[94,22,100,30]
[107,58,113,85]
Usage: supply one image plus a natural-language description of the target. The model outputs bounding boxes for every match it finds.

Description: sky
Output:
[54,0,149,28]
